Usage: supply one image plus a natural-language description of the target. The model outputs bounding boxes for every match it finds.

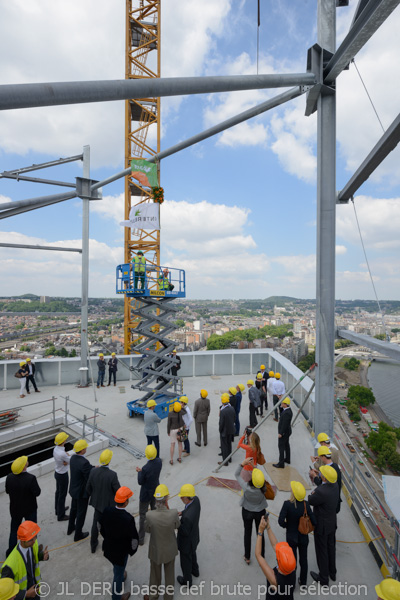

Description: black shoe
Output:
[177,576,191,587]
[91,543,98,554]
[218,461,228,466]
[195,442,201,447]
[218,452,222,456]
[74,532,89,542]
[284,459,291,464]
[67,526,75,535]
[139,539,145,546]
[192,572,200,578]
[204,443,207,446]
[272,463,284,469]
[58,515,70,522]
[330,574,336,582]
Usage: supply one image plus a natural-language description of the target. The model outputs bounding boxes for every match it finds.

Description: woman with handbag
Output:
[167,401,186,465]
[278,481,316,587]
[237,430,264,482]
[235,457,268,565]
[16,361,29,398]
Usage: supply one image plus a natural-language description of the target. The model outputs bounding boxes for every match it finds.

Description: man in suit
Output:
[136,445,162,546]
[67,439,94,541]
[108,353,118,386]
[309,446,342,513]
[218,394,236,466]
[86,449,120,553]
[273,397,293,468]
[193,389,210,447]
[177,484,201,588]
[100,486,139,600]
[144,484,180,600]
[25,358,40,394]
[308,465,339,587]
[5,456,41,556]
[247,379,261,428]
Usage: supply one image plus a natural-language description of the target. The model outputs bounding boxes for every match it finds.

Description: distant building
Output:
[40,296,50,304]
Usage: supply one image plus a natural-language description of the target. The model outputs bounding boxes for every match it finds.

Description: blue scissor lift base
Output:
[127,393,177,419]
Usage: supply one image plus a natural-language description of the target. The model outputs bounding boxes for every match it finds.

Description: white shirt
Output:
[273,380,285,396]
[27,363,33,375]
[53,445,70,474]
[182,405,193,429]
[267,377,276,394]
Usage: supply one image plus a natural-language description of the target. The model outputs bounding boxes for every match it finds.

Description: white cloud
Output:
[335,245,347,255]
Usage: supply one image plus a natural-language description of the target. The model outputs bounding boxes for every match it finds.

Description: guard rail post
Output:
[52,396,56,427]
[82,414,86,439]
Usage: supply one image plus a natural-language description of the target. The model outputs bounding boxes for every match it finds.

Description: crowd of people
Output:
[1,362,397,600]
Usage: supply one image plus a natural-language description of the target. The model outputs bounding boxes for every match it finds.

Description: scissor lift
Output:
[116,264,186,412]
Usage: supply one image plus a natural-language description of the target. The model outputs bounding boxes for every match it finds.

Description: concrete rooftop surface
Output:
[0,375,383,599]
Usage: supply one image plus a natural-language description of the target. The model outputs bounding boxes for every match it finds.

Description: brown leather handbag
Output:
[298,501,314,535]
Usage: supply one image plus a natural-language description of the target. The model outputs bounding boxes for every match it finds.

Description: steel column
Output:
[80,146,90,386]
[315,0,336,438]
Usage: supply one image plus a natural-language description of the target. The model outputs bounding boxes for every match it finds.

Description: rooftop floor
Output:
[0,375,383,599]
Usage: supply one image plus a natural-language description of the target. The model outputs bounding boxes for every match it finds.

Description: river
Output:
[368,358,400,427]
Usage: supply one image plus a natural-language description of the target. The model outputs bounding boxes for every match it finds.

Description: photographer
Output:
[237,429,264,482]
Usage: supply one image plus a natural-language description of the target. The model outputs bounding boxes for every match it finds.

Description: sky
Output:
[0,0,400,301]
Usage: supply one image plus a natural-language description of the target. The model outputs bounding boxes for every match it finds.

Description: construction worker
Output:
[136,445,162,546]
[278,481,316,587]
[1,521,49,599]
[177,484,201,588]
[67,439,94,542]
[312,432,339,466]
[144,400,161,458]
[234,383,245,436]
[272,372,285,421]
[267,371,276,417]
[6,456,41,556]
[158,268,174,291]
[97,353,106,388]
[256,515,296,598]
[53,432,70,522]
[376,578,400,600]
[273,398,292,469]
[180,396,193,457]
[247,379,261,428]
[144,484,180,600]
[193,389,210,447]
[0,578,19,600]
[25,358,40,394]
[309,446,342,513]
[86,449,120,553]
[309,465,339,587]
[108,353,118,386]
[132,250,146,290]
[100,487,139,600]
[218,393,235,466]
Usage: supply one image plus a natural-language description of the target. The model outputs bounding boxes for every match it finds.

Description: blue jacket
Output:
[138,458,162,503]
[235,391,242,414]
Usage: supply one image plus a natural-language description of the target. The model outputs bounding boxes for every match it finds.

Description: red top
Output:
[238,434,258,471]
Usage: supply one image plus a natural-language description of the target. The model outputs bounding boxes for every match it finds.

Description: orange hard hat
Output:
[114,486,133,503]
[17,521,41,541]
[276,541,296,575]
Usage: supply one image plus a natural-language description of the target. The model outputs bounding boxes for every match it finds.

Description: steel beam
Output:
[324,0,400,84]
[0,173,75,188]
[0,193,77,220]
[0,243,81,253]
[0,191,77,213]
[338,329,400,362]
[0,74,316,111]
[3,154,83,175]
[338,111,400,202]
[80,147,90,387]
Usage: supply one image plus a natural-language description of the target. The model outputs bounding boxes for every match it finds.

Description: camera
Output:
[245,427,253,436]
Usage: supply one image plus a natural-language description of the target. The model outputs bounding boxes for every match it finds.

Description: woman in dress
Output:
[167,401,185,465]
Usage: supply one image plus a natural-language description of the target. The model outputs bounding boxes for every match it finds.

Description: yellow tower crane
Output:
[124,0,161,354]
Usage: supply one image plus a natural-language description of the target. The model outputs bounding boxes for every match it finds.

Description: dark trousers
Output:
[220,435,232,462]
[134,272,145,289]
[234,410,240,436]
[261,393,268,413]
[249,404,258,428]
[54,471,69,519]
[183,430,190,454]
[288,538,309,585]
[180,546,199,586]
[68,497,89,540]
[273,395,280,419]
[195,421,208,445]
[112,555,128,600]
[91,508,102,550]
[97,370,105,386]
[242,507,266,560]
[139,497,155,542]
[314,530,336,585]
[26,374,38,392]
[108,370,117,385]
[277,434,291,467]
[8,511,37,555]
[146,435,160,458]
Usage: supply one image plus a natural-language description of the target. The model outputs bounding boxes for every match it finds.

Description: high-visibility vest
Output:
[158,276,169,290]
[1,540,41,592]
[132,256,146,273]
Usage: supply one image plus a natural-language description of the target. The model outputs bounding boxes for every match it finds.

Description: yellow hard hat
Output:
[375,578,400,600]
[238,384,245,391]
[275,372,281,379]
[111,352,116,356]
[19,361,26,367]
[180,396,188,404]
[221,393,230,404]
[317,446,332,457]
[173,401,182,412]
[260,365,265,370]
[100,449,113,465]
[269,371,274,377]
[252,468,265,489]
[200,389,208,398]
[0,577,19,600]
[178,483,196,497]
[147,399,156,408]
[320,465,337,483]
[26,358,31,362]
[247,379,254,385]
[317,432,330,443]
[74,439,89,453]
[256,373,263,380]
[145,445,157,460]
[99,353,104,357]
[154,484,169,498]
[229,387,237,395]
[291,481,306,501]
[282,397,291,405]
[11,456,28,475]
[54,432,69,445]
